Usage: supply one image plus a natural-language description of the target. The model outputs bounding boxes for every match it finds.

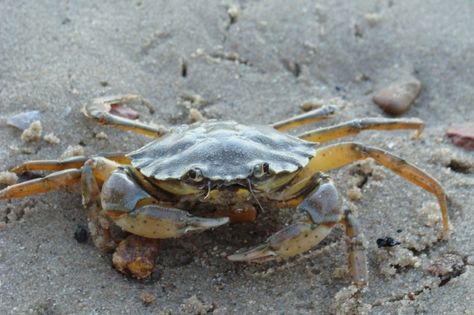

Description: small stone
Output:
[112,235,160,279]
[43,133,60,144]
[376,236,401,248]
[347,187,363,201]
[0,171,18,186]
[447,123,474,150]
[373,79,421,115]
[140,291,156,306]
[74,224,88,243]
[333,266,349,279]
[365,13,381,26]
[189,108,204,123]
[300,99,324,112]
[227,5,239,23]
[60,145,85,159]
[95,131,108,140]
[7,111,41,130]
[21,121,42,142]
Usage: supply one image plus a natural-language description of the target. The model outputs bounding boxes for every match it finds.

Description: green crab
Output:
[0,95,449,285]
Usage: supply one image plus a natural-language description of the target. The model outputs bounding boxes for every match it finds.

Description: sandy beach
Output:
[1,1,473,314]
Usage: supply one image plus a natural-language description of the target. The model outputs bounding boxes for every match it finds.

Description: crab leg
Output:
[82,95,167,138]
[9,153,130,174]
[297,142,449,235]
[341,209,368,287]
[229,178,369,286]
[298,117,424,143]
[81,159,116,251]
[0,169,81,200]
[272,105,336,131]
[229,178,341,261]
[228,178,342,262]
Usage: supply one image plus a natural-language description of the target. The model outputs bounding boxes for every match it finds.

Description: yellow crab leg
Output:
[228,178,342,263]
[1,157,122,200]
[272,105,336,131]
[297,142,449,235]
[9,153,130,174]
[82,95,167,138]
[341,209,368,287]
[298,117,424,143]
[81,159,117,251]
[0,169,81,199]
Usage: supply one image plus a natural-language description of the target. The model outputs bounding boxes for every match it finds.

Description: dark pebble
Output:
[74,224,88,243]
[376,236,401,248]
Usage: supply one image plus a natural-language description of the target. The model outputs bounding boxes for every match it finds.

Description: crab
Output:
[0,94,449,285]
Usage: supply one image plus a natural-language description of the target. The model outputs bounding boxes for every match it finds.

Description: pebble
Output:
[300,99,324,112]
[60,145,85,159]
[376,236,401,248]
[227,5,239,23]
[373,79,421,115]
[95,131,108,140]
[7,111,41,130]
[0,171,18,186]
[189,108,204,123]
[140,291,156,306]
[446,123,474,150]
[365,13,381,26]
[21,121,42,142]
[43,133,60,144]
[74,224,88,243]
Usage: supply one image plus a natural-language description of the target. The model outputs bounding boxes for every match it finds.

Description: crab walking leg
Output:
[9,153,130,174]
[298,117,424,143]
[82,95,168,138]
[81,160,164,279]
[298,142,449,235]
[341,209,368,287]
[272,105,337,131]
[81,160,116,251]
[228,178,342,263]
[0,169,81,200]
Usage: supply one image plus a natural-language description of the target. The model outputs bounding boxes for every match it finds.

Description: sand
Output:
[1,1,473,314]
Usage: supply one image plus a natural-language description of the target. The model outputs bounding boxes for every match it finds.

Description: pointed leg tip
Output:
[184,216,230,233]
[227,244,277,263]
[206,216,230,228]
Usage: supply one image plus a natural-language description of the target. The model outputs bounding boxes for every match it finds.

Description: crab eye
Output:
[253,162,269,178]
[187,168,203,182]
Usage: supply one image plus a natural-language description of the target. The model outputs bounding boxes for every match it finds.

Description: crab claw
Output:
[228,222,334,263]
[182,216,230,234]
[110,204,230,239]
[228,242,278,263]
